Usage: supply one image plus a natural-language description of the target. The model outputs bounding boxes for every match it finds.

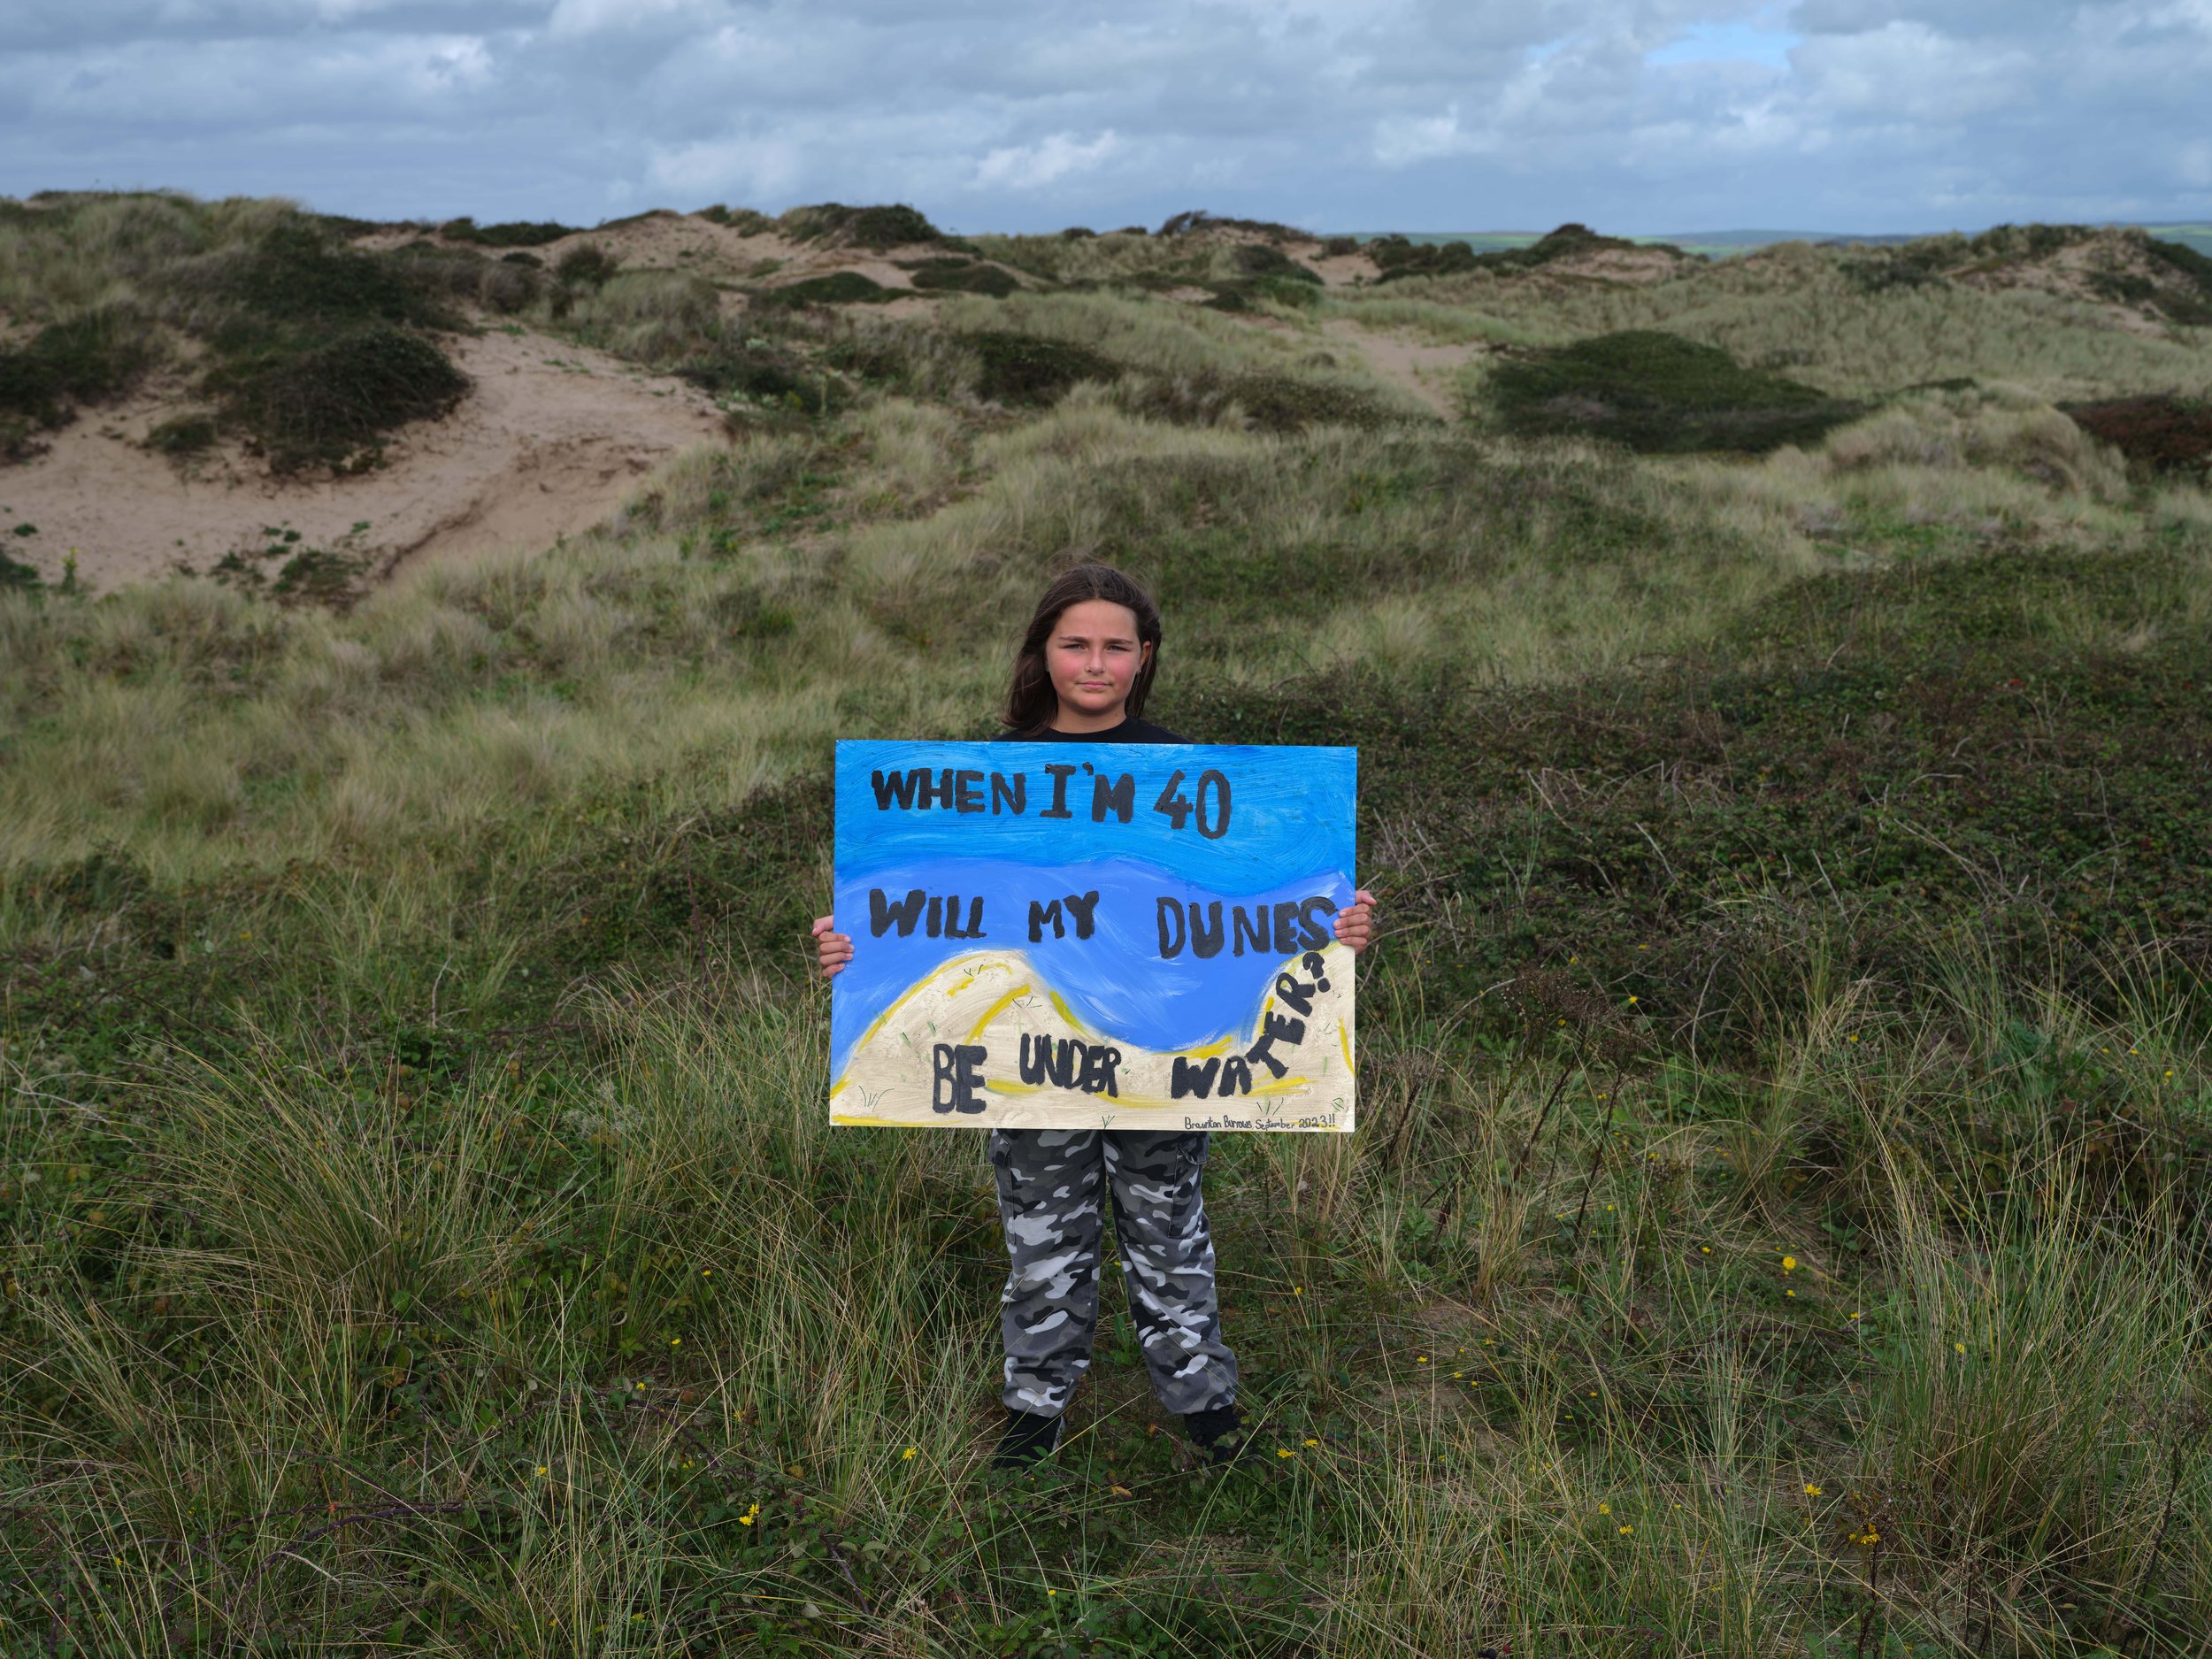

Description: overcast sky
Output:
[4,1,2208,234]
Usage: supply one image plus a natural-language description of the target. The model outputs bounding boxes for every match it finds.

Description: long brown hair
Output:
[1001,563,1164,733]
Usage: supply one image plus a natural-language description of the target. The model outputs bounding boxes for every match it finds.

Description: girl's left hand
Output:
[1333,888,1378,954]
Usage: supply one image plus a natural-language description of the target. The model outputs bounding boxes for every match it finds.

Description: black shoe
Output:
[1183,1403,1262,1466]
[992,1409,1064,1468]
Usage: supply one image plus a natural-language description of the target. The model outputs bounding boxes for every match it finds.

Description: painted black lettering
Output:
[991,772,1026,815]
[1063,890,1100,940]
[1271,902,1303,955]
[1083,1045,1123,1097]
[1041,764,1076,819]
[1218,1056,1254,1096]
[1091,772,1134,824]
[914,769,956,810]
[1171,1056,1221,1099]
[926,895,943,938]
[870,769,922,810]
[1246,1010,1309,1079]
[1190,901,1225,960]
[1156,897,1187,959]
[1298,896,1335,950]
[954,770,985,813]
[1046,1039,1083,1090]
[1028,898,1064,941]
[1019,1033,1051,1086]
[1273,972,1316,1018]
[1232,905,1269,957]
[945,895,985,939]
[931,1043,987,1113]
[868,887,926,937]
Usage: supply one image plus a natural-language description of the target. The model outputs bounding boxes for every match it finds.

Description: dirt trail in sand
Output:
[0,327,728,594]
[1320,319,1487,417]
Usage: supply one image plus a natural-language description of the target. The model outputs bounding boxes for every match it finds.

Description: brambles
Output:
[1486,329,1864,452]
[554,241,620,288]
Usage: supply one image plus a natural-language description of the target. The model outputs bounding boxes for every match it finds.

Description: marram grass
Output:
[3,208,2209,1655]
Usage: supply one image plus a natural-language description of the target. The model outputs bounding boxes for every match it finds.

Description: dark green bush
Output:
[555,242,621,288]
[754,272,890,309]
[1233,244,1322,285]
[696,205,776,234]
[1203,276,1322,313]
[144,412,219,457]
[960,331,1117,404]
[438,216,578,248]
[781,204,942,250]
[1486,330,1863,454]
[1321,235,1359,257]
[0,311,154,428]
[908,262,1018,297]
[1118,367,1399,434]
[0,547,38,589]
[211,326,469,472]
[218,224,457,333]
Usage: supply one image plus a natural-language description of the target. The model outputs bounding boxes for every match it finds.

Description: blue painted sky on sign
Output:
[831,742,1356,1071]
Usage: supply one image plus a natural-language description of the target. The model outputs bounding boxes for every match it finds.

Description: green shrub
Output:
[1203,276,1323,313]
[696,204,776,234]
[1487,330,1864,453]
[0,546,38,588]
[211,326,469,472]
[754,271,890,309]
[1371,236,1480,283]
[144,411,219,457]
[216,223,457,332]
[554,242,620,288]
[1117,366,1401,434]
[908,262,1018,297]
[780,203,942,250]
[499,250,544,269]
[960,330,1118,403]
[0,310,154,428]
[437,216,578,248]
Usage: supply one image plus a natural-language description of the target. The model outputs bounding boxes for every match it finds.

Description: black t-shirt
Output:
[993,716,1186,745]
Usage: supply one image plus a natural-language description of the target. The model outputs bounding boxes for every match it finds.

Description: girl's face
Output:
[1047,599,1151,726]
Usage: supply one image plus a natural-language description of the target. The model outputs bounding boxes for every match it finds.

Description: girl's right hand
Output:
[811,915,854,979]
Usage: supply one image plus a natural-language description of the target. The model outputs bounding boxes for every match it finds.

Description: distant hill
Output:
[1347,224,2212,259]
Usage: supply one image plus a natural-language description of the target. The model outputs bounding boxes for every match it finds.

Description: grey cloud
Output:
[0,0,2206,233]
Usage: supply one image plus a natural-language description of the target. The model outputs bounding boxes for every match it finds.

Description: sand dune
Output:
[0,326,728,595]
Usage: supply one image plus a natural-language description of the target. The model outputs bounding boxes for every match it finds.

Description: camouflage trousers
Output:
[988,1128,1239,1419]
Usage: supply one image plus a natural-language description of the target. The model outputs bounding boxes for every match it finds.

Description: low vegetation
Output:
[1485,329,1865,453]
[1,190,2208,1656]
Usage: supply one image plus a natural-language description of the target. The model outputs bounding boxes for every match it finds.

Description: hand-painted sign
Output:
[830,741,1357,1132]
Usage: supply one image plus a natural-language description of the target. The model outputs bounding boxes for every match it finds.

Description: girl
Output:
[811,563,1375,1466]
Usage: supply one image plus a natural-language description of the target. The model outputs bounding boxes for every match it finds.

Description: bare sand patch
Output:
[0,326,727,594]
[1321,319,1486,417]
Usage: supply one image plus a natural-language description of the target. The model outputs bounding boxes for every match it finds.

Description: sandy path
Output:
[1320,319,1486,417]
[0,327,728,593]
